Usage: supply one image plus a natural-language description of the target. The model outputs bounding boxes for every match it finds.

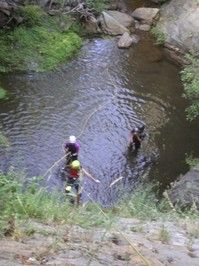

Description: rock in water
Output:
[105,10,134,28]
[99,11,130,35]
[135,24,151,31]
[118,32,139,48]
[132,7,160,25]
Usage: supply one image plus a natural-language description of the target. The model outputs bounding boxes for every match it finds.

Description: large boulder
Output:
[166,164,199,209]
[117,32,139,48]
[99,11,130,35]
[105,10,134,28]
[135,23,151,31]
[132,7,160,25]
[0,1,10,11]
[157,0,199,53]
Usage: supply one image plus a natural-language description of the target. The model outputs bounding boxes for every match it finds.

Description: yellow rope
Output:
[76,100,111,139]
[44,152,70,180]
[85,192,151,266]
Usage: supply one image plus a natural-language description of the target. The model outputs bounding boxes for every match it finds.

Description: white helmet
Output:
[69,135,76,143]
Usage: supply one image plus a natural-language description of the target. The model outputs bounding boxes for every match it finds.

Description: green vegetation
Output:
[0,173,114,235]
[0,132,9,147]
[86,0,108,12]
[0,87,7,100]
[17,5,44,27]
[185,153,199,168]
[150,26,165,46]
[1,173,199,238]
[181,54,199,120]
[0,5,82,73]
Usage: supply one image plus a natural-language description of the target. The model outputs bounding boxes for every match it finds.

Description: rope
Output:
[77,68,119,139]
[84,191,151,266]
[76,100,111,139]
[44,152,70,180]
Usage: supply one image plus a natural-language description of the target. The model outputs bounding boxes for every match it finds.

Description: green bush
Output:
[0,15,82,72]
[0,87,7,100]
[17,5,44,27]
[150,26,165,46]
[185,153,199,168]
[181,54,199,120]
[0,132,9,147]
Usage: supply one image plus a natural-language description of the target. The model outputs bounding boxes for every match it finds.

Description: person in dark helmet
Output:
[138,125,146,141]
[129,125,146,151]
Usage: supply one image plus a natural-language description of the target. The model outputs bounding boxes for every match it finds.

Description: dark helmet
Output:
[138,125,145,133]
[131,127,139,134]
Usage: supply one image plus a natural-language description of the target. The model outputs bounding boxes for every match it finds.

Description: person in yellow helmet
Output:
[66,160,100,205]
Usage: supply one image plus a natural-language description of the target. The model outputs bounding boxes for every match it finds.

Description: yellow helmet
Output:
[71,160,80,169]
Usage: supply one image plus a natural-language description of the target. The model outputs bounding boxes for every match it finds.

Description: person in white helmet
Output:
[64,135,80,164]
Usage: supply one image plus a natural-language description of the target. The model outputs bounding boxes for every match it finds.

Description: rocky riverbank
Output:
[157,0,199,54]
[167,163,199,210]
[1,172,199,266]
[1,216,199,265]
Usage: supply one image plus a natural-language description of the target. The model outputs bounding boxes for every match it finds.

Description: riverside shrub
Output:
[0,10,82,72]
[17,5,44,27]
[181,54,199,120]
[150,26,165,46]
[0,87,7,100]
[86,0,107,12]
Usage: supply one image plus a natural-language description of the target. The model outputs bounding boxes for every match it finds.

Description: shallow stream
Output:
[0,2,199,205]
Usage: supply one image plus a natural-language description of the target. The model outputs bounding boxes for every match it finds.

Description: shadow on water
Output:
[0,32,199,205]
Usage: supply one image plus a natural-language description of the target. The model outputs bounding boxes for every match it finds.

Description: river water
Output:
[0,8,199,205]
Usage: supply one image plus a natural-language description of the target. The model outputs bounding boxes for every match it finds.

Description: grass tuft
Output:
[158,226,170,243]
[0,132,9,147]
[150,26,165,46]
[17,5,45,27]
[0,87,7,100]
[181,54,199,120]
